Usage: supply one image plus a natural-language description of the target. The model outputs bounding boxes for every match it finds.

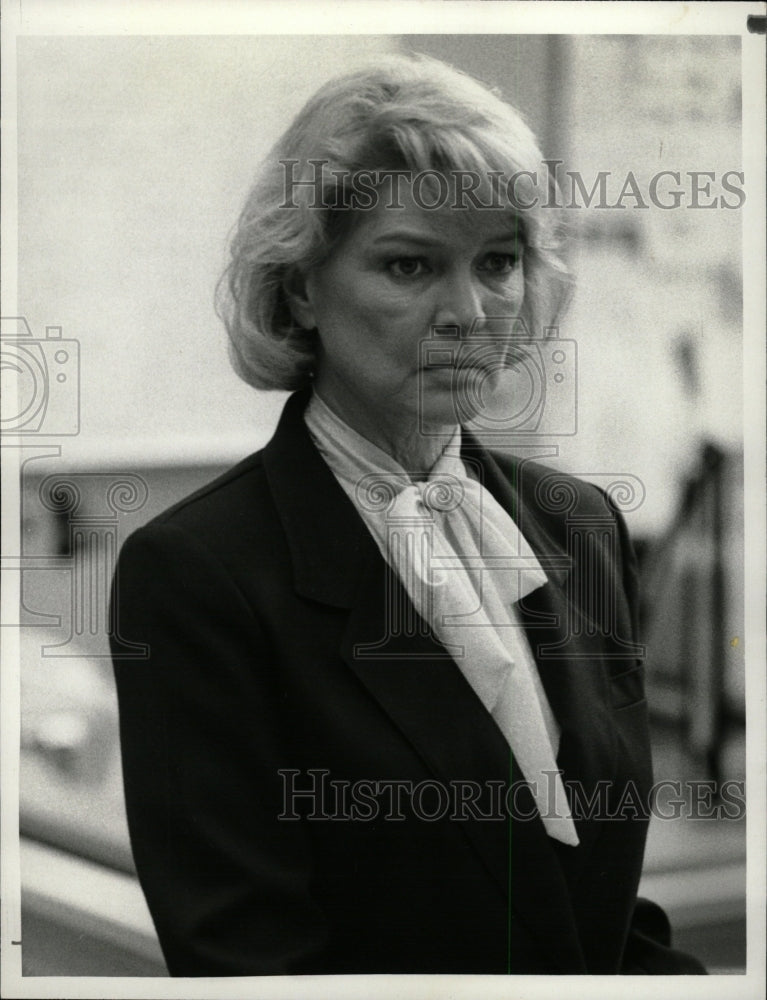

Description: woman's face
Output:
[291,184,527,435]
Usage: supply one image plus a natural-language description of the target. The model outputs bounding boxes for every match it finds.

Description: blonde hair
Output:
[217,52,570,390]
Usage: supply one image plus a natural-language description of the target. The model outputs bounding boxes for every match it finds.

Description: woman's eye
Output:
[479,252,520,275]
[387,257,428,278]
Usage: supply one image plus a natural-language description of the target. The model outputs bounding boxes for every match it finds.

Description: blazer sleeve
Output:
[110,520,328,976]
[622,899,707,974]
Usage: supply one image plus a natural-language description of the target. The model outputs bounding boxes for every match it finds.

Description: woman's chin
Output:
[419,372,505,427]
[412,384,456,426]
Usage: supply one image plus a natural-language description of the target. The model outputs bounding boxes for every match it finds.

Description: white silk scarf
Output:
[305,392,578,846]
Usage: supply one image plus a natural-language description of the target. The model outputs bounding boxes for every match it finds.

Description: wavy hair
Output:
[217,53,571,390]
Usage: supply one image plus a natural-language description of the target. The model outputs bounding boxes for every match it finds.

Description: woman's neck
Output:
[312,384,456,479]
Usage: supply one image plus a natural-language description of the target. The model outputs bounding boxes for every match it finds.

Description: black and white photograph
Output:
[1,2,765,998]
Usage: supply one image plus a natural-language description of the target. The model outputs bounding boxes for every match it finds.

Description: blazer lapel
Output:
[265,393,589,972]
[462,439,619,857]
[264,390,373,608]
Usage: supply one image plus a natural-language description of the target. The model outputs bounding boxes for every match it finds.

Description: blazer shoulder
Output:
[487,450,611,519]
[144,449,269,529]
[120,447,284,572]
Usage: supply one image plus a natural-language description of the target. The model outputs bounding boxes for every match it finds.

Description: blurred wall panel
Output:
[561,36,742,536]
[397,35,566,156]
[17,35,396,467]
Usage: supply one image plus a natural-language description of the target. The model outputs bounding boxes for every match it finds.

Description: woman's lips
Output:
[420,362,492,372]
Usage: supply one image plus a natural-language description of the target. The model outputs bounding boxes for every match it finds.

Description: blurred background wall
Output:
[12,33,745,975]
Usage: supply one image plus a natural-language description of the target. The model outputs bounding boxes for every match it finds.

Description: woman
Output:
[111,54,705,976]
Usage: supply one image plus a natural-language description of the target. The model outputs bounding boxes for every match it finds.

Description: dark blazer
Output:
[111,389,705,976]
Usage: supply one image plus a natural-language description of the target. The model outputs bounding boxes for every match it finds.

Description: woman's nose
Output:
[431,271,487,336]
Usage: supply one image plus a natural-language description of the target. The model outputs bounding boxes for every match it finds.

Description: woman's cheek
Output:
[493,277,525,311]
[370,285,428,316]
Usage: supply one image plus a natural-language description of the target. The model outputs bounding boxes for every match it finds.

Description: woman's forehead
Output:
[346,189,525,248]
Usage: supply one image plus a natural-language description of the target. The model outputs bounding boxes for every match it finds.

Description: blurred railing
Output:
[639,441,745,785]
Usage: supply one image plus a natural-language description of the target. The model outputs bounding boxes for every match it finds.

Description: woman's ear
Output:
[282,266,316,331]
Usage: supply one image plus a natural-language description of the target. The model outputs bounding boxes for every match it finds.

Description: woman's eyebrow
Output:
[486,218,528,243]
[485,229,527,245]
[370,230,444,247]
[370,227,527,247]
